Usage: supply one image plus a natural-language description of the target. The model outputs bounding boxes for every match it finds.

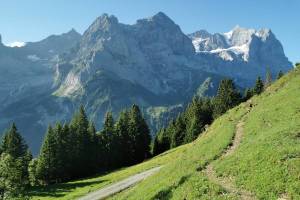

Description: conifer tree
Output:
[114,110,131,166]
[213,79,242,118]
[0,123,28,158]
[0,123,31,188]
[151,128,170,156]
[170,115,186,148]
[61,123,73,180]
[128,105,151,162]
[53,122,66,182]
[69,105,90,177]
[36,126,57,184]
[0,153,27,199]
[100,112,116,168]
[253,76,264,95]
[87,122,98,173]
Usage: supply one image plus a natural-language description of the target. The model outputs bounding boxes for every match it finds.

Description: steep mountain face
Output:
[189,26,292,86]
[0,12,292,154]
[55,12,199,97]
[0,30,81,108]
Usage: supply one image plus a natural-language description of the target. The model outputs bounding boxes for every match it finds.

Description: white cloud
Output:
[6,41,26,47]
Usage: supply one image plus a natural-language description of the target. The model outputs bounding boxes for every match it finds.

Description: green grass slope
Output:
[30,68,300,200]
[213,69,300,199]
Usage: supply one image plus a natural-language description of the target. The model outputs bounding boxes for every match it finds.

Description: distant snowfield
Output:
[5,41,26,47]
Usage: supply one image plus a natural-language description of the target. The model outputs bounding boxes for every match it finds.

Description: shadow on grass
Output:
[28,179,107,198]
[151,174,191,200]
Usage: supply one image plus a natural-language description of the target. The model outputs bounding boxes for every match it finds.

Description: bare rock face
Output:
[55,12,198,97]
[0,30,81,107]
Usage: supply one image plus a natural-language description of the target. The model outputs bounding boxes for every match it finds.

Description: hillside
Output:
[29,67,300,199]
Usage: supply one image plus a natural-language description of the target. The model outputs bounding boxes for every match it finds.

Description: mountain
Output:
[54,12,202,96]
[0,29,81,107]
[0,12,292,154]
[189,26,292,86]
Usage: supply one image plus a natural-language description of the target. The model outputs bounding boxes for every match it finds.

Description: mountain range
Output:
[0,12,292,154]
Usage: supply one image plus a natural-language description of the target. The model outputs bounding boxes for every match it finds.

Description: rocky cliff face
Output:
[189,26,292,86]
[0,12,292,154]
[0,30,81,108]
[55,12,199,97]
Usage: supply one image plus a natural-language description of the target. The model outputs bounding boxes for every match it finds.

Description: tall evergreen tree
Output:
[151,128,170,156]
[170,115,186,148]
[213,79,242,118]
[87,122,98,173]
[253,76,264,95]
[184,98,213,143]
[0,123,31,188]
[0,153,28,199]
[69,105,90,177]
[61,123,73,180]
[36,126,57,184]
[100,112,117,168]
[101,111,123,168]
[128,105,151,163]
[0,123,28,158]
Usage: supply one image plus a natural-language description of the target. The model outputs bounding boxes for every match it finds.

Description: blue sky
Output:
[0,0,299,63]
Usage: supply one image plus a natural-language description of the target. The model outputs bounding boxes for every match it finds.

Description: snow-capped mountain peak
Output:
[188,26,278,62]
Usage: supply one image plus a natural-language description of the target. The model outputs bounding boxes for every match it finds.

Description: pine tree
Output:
[128,105,151,163]
[170,115,186,148]
[100,112,116,168]
[151,128,170,156]
[253,76,264,95]
[0,153,28,199]
[114,110,131,166]
[277,70,284,79]
[53,122,66,182]
[61,123,73,180]
[0,123,31,188]
[69,105,90,177]
[184,98,213,143]
[87,122,98,173]
[0,123,28,158]
[213,79,242,118]
[36,126,57,184]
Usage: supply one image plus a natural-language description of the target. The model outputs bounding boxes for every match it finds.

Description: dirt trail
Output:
[204,110,257,200]
[78,166,162,200]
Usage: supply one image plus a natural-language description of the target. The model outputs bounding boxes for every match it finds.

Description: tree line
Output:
[151,70,284,156]
[0,104,151,199]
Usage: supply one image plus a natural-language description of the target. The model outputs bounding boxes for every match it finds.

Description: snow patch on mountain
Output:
[189,26,274,62]
[6,41,26,47]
